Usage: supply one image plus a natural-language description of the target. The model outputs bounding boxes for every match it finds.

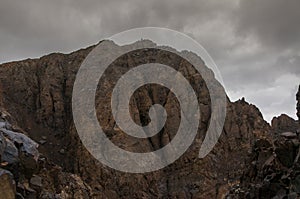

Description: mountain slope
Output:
[0,41,295,198]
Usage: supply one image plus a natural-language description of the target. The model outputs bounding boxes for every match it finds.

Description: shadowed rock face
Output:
[0,107,94,198]
[226,87,300,199]
[0,40,281,198]
[297,85,300,122]
[271,114,299,134]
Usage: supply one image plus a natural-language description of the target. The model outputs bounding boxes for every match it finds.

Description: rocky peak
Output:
[271,114,299,134]
[227,87,300,198]
[0,40,296,198]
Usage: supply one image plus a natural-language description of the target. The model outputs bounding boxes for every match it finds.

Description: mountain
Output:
[227,86,300,198]
[0,40,298,199]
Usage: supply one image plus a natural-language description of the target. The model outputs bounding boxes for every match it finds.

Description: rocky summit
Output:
[227,86,300,199]
[0,40,299,199]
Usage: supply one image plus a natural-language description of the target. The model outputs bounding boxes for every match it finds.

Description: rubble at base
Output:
[0,109,94,199]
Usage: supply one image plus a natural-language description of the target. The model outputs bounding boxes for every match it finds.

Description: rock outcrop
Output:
[226,130,300,198]
[0,108,40,193]
[297,85,300,122]
[0,107,94,199]
[271,114,299,134]
[0,168,15,199]
[226,85,300,199]
[0,40,297,198]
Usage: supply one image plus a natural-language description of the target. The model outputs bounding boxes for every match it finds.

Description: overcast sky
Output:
[0,0,299,122]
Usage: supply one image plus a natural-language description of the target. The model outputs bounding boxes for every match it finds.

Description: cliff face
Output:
[0,40,290,199]
[297,85,300,122]
[226,88,300,198]
[271,114,299,134]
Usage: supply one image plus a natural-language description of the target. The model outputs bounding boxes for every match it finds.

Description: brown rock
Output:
[30,175,42,189]
[0,168,16,199]
[280,131,297,139]
[272,114,298,134]
[39,166,93,199]
[0,40,277,198]
[227,88,300,199]
[274,137,297,167]
[297,85,300,122]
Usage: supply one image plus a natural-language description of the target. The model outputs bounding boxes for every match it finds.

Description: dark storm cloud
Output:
[223,0,300,89]
[235,0,300,50]
[0,0,234,62]
[0,0,299,121]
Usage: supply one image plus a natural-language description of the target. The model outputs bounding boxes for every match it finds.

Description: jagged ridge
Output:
[0,40,297,198]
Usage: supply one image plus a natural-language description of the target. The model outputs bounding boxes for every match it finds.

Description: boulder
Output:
[0,168,16,199]
[280,131,297,139]
[30,175,43,191]
[274,137,296,167]
[0,131,6,160]
[0,129,39,160]
[2,138,19,164]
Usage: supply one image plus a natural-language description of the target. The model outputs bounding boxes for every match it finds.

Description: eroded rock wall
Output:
[0,41,273,198]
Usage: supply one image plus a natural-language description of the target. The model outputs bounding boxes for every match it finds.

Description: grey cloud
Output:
[235,0,300,50]
[0,0,299,122]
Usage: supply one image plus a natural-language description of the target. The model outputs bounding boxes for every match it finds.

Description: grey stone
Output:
[0,131,6,159]
[281,132,297,139]
[39,140,47,145]
[30,175,42,188]
[1,129,39,160]
[59,149,65,154]
[2,138,19,164]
